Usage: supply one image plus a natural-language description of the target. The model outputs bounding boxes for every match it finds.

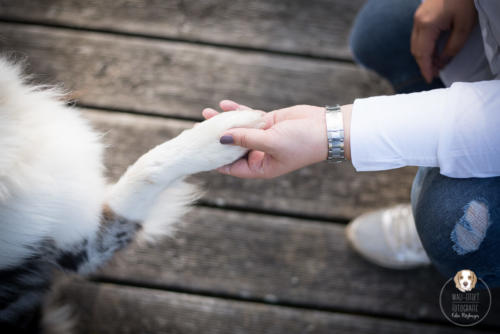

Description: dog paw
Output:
[177,110,265,174]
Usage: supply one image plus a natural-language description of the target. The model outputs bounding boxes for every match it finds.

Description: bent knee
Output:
[349,0,420,70]
[450,200,491,256]
[413,172,500,284]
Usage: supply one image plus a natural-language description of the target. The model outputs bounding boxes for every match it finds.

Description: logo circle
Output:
[439,277,491,327]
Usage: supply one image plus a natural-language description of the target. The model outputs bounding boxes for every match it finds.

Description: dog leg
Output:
[106,110,264,222]
[35,110,264,276]
[54,110,264,274]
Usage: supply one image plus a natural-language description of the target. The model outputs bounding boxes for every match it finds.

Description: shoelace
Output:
[381,205,430,264]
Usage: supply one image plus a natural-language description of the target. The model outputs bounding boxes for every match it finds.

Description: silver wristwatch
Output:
[325,105,345,163]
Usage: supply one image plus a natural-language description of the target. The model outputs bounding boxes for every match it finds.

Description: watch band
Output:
[325,105,345,163]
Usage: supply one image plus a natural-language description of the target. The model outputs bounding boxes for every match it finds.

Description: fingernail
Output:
[220,135,234,144]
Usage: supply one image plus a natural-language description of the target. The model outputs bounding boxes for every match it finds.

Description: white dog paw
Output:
[175,110,265,174]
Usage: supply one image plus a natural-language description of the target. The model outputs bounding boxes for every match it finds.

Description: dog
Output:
[0,57,264,333]
[454,269,478,292]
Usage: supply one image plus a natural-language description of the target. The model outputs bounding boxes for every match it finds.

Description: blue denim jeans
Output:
[350,0,444,93]
[350,0,500,287]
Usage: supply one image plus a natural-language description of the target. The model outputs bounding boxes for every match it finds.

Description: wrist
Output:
[312,106,328,162]
[294,105,327,163]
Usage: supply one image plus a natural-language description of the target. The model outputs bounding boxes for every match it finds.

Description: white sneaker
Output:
[345,204,431,269]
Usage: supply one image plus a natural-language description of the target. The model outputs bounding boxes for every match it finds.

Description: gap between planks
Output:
[0,18,356,64]
[196,201,350,224]
[86,277,498,333]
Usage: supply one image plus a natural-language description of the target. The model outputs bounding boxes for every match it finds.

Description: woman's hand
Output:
[202,100,351,179]
[411,0,477,83]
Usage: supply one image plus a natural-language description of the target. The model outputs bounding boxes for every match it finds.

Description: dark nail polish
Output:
[220,135,234,144]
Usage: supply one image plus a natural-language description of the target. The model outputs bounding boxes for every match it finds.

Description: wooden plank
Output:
[95,206,500,327]
[0,23,392,120]
[57,280,491,334]
[85,109,416,219]
[0,0,365,60]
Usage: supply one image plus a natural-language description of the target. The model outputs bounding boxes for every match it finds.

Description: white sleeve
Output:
[350,80,500,178]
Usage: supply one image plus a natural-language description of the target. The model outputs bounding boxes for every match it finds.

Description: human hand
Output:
[202,100,351,179]
[411,0,477,83]
[202,101,327,178]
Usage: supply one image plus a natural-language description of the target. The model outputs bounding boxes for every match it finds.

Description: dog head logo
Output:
[454,269,477,292]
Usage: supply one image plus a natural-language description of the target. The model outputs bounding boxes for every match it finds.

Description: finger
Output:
[220,127,274,153]
[202,108,219,119]
[217,151,268,178]
[410,22,419,57]
[411,17,440,83]
[219,100,252,112]
[217,159,258,178]
[415,28,439,83]
[260,112,276,130]
[438,26,471,68]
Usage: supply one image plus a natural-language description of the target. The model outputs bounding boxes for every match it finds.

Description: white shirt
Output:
[351,0,500,178]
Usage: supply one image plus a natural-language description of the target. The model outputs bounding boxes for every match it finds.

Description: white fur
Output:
[107,110,264,223]
[0,59,105,268]
[0,57,264,270]
[139,180,201,243]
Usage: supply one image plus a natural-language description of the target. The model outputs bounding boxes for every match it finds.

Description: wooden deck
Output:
[1,1,499,333]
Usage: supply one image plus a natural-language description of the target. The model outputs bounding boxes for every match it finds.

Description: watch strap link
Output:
[325,105,345,163]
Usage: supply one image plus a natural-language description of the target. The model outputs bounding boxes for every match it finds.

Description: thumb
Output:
[220,128,274,153]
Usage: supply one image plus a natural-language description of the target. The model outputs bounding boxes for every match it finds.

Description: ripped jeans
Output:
[350,0,500,286]
[412,168,500,287]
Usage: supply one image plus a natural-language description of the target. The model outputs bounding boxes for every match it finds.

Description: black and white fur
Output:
[0,58,264,332]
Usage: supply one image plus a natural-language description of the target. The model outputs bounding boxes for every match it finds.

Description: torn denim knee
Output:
[451,200,491,255]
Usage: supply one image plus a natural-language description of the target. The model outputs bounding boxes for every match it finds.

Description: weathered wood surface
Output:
[95,206,499,327]
[0,23,392,120]
[0,0,365,60]
[58,280,494,334]
[85,109,416,219]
